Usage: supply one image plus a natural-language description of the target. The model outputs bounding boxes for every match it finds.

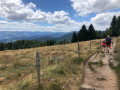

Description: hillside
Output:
[0,39,103,90]
[0,31,67,43]
[35,32,73,42]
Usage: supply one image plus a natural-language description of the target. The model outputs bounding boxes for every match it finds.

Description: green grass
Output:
[47,82,64,90]
[112,37,120,89]
[114,64,120,89]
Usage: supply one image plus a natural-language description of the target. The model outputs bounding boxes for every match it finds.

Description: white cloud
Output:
[70,0,120,16]
[0,0,74,25]
[0,21,81,32]
[0,11,120,32]
[90,11,120,30]
[0,0,120,32]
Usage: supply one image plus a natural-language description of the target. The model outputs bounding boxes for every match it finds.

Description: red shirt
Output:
[102,41,106,45]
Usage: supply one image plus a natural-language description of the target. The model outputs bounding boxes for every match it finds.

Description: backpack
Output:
[106,38,111,44]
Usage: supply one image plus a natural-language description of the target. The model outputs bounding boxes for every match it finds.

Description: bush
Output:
[88,62,95,72]
[99,60,103,67]
[72,57,84,65]
[37,84,44,90]
[88,60,103,72]
[51,68,65,76]
[47,82,63,90]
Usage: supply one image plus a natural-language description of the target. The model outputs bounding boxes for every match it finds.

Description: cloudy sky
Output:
[0,0,120,32]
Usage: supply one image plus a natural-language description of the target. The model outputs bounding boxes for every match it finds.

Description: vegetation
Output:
[0,39,102,90]
[104,15,120,37]
[97,77,105,81]
[112,37,120,89]
[0,39,70,51]
[71,24,103,43]
[0,14,120,90]
[88,60,103,72]
[71,15,120,43]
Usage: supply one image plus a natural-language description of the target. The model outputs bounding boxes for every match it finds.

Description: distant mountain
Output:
[0,31,67,43]
[35,32,74,42]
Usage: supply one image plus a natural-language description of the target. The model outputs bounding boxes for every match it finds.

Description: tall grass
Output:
[0,39,103,90]
[113,37,120,89]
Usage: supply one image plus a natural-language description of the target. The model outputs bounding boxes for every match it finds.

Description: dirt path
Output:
[81,38,118,90]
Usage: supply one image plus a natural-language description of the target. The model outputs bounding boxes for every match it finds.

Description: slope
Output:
[0,39,102,90]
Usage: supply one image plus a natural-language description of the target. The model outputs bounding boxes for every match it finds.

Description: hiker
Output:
[102,39,106,51]
[105,35,112,53]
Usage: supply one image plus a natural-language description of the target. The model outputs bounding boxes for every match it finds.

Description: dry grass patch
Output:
[0,39,103,90]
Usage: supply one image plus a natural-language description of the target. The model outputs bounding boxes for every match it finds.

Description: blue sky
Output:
[0,0,120,32]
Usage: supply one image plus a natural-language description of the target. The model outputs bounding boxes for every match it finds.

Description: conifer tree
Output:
[110,15,117,36]
[79,25,88,41]
[116,16,120,36]
[88,24,96,40]
[71,31,77,43]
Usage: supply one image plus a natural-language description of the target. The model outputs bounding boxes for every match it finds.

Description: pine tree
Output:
[88,24,96,40]
[79,25,88,41]
[110,15,117,36]
[0,43,4,51]
[71,31,77,43]
[116,16,120,36]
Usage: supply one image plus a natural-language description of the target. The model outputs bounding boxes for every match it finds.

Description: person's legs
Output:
[109,44,111,49]
[106,44,109,53]
[107,44,111,53]
[102,45,105,51]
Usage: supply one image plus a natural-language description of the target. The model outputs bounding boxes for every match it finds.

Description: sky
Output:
[0,0,120,32]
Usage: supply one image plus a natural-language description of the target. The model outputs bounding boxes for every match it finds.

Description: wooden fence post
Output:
[90,41,91,52]
[36,51,40,86]
[78,41,80,58]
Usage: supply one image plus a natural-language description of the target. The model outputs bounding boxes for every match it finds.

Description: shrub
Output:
[47,82,63,90]
[99,60,103,67]
[37,84,44,90]
[51,68,65,76]
[71,57,84,65]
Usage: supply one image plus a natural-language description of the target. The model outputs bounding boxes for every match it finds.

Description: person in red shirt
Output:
[102,39,106,52]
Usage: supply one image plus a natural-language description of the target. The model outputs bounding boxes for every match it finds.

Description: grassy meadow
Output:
[0,39,103,90]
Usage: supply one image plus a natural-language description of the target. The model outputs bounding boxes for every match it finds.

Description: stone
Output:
[112,85,116,87]
[109,60,119,67]
[50,78,56,82]
[80,85,96,90]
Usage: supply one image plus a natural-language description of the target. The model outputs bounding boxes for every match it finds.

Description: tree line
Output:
[71,15,120,43]
[0,39,70,51]
[71,24,103,43]
[104,15,120,37]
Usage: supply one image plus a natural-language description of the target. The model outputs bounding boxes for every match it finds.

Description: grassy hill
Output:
[0,39,103,90]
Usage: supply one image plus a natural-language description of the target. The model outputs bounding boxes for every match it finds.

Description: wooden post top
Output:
[36,51,40,66]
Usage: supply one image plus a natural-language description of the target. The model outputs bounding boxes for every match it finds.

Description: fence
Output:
[0,39,106,89]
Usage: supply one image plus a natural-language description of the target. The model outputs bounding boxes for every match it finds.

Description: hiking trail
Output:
[81,38,118,90]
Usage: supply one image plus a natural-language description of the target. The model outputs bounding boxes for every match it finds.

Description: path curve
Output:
[81,38,118,90]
